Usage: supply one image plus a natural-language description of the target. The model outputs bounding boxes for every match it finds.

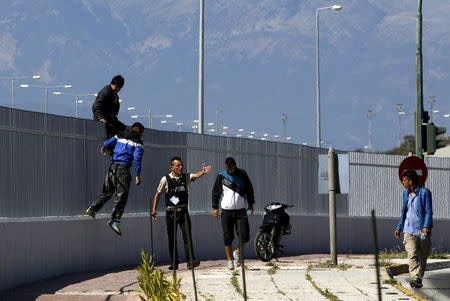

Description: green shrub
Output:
[136,250,186,301]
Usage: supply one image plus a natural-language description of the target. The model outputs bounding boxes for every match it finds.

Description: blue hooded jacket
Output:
[103,132,144,176]
[395,186,433,232]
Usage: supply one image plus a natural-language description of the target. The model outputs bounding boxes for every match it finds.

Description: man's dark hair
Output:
[170,156,183,165]
[131,122,144,131]
[111,75,125,88]
[402,170,418,185]
[225,157,236,167]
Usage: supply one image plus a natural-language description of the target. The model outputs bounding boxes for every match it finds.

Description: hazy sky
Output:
[1,0,450,151]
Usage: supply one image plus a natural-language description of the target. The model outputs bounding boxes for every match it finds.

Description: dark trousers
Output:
[105,116,126,139]
[91,163,131,221]
[165,209,195,264]
[221,209,250,246]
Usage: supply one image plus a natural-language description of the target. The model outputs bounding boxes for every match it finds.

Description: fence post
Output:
[184,212,198,301]
[238,218,248,301]
[371,209,382,301]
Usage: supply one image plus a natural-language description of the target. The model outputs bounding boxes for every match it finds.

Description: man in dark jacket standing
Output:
[92,75,127,139]
[212,157,254,270]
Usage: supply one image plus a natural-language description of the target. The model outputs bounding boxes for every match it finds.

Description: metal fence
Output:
[348,152,450,219]
[0,106,449,220]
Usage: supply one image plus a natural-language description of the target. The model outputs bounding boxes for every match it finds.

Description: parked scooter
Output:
[254,202,292,262]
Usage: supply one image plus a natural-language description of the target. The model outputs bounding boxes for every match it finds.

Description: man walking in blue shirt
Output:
[394,170,433,288]
[85,122,145,236]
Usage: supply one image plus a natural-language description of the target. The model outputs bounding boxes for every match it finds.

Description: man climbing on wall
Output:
[85,122,145,236]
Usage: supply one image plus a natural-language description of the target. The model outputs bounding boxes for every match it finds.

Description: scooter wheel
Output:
[254,232,274,262]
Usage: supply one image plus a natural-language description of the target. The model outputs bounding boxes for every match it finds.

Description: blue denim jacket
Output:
[395,186,433,231]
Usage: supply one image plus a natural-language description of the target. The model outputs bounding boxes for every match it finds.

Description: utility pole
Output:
[415,0,424,159]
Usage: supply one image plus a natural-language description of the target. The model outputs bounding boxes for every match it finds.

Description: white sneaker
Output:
[227,260,234,270]
[233,250,241,267]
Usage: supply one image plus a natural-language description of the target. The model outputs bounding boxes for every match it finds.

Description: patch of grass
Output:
[429,246,450,259]
[379,248,407,260]
[305,267,342,301]
[198,290,215,301]
[429,253,450,259]
[266,262,280,275]
[230,271,243,297]
[337,263,353,270]
[309,260,336,269]
[383,278,398,285]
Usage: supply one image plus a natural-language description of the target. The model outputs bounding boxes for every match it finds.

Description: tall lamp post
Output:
[428,96,436,122]
[52,92,97,118]
[129,107,173,129]
[20,84,72,113]
[316,5,342,147]
[281,113,288,139]
[367,110,374,152]
[0,75,41,108]
[198,0,205,134]
[216,109,223,134]
[395,104,405,147]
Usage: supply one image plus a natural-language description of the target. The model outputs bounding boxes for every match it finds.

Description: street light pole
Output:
[395,104,404,147]
[21,84,72,113]
[148,108,152,129]
[0,75,41,108]
[367,110,374,152]
[198,0,205,134]
[281,113,288,139]
[316,5,342,148]
[428,96,436,123]
[216,109,223,135]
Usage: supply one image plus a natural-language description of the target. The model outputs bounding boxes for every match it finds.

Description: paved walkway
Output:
[1,255,449,301]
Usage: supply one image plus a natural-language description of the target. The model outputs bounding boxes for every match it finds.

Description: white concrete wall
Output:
[2,214,449,291]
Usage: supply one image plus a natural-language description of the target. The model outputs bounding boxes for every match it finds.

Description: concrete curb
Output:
[382,260,450,301]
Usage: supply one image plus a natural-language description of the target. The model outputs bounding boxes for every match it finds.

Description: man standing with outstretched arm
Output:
[85,122,145,236]
[394,170,433,289]
[212,157,254,270]
[152,157,211,270]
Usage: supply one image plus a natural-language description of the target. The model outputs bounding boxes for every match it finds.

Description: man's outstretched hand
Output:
[394,230,401,239]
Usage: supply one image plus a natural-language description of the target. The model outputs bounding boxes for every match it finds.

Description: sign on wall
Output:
[318,154,349,194]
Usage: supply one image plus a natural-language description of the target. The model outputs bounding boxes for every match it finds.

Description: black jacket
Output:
[92,85,120,121]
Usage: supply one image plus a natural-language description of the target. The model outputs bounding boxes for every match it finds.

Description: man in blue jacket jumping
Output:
[85,122,145,236]
[394,169,433,288]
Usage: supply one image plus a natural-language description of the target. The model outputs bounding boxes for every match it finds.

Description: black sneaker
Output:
[409,278,423,288]
[187,259,200,269]
[85,206,96,219]
[107,220,122,236]
[168,264,179,270]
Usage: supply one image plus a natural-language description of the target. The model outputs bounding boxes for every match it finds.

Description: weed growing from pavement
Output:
[308,260,336,269]
[136,250,185,301]
[198,290,215,301]
[306,265,342,301]
[269,275,292,299]
[266,263,280,275]
[428,246,450,259]
[230,271,243,297]
[383,278,398,285]
[337,263,354,270]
